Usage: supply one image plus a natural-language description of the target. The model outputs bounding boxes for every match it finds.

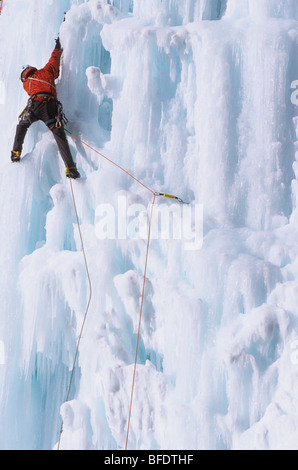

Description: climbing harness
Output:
[31,92,55,101]
[56,129,188,450]
[18,94,68,129]
[19,93,54,124]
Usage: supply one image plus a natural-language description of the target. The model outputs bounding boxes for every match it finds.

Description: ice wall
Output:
[0,0,298,450]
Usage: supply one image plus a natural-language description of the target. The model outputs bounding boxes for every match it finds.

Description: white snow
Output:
[0,0,298,450]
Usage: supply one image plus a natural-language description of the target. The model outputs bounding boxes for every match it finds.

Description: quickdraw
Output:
[55,100,68,128]
[18,99,37,124]
[154,191,189,205]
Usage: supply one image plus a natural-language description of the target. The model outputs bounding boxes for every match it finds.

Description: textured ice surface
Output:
[0,0,297,450]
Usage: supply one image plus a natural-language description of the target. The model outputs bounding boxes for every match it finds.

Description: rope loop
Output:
[58,130,186,449]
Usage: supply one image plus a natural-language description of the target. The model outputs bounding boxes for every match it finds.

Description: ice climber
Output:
[11,37,80,179]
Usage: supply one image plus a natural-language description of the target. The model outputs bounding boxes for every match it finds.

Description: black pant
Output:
[13,99,75,169]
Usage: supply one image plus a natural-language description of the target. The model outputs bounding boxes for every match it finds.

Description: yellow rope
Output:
[57,130,187,449]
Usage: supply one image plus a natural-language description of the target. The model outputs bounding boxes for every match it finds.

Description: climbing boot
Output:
[11,150,21,162]
[66,165,80,179]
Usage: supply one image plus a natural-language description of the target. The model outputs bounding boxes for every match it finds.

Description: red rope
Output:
[0,1,4,15]
[65,129,155,195]
[65,129,156,450]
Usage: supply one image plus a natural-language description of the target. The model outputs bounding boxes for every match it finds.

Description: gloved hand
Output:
[55,37,62,51]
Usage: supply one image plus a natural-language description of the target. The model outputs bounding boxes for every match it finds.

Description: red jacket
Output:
[23,48,62,101]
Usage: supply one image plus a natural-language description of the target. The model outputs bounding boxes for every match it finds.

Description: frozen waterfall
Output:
[0,0,298,450]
